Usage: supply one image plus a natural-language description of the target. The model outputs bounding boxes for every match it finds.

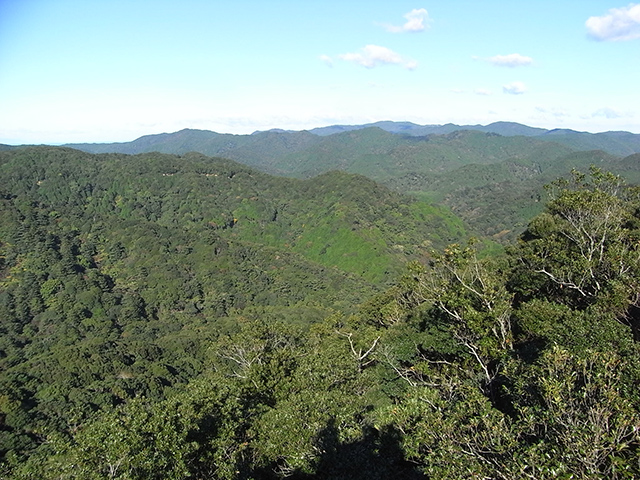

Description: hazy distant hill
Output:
[66,121,640,161]
[67,128,323,173]
[67,126,575,180]
[276,128,575,181]
[309,121,640,156]
[62,122,640,241]
[308,120,549,137]
[539,129,640,156]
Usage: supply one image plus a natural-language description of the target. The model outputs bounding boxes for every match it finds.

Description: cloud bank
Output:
[586,3,640,41]
[338,45,417,69]
[487,53,533,67]
[503,81,527,95]
[592,107,623,119]
[382,8,431,33]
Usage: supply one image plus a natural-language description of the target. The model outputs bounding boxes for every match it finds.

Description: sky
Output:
[1,1,639,144]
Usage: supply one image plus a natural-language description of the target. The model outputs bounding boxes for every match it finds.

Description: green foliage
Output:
[29,379,253,480]
[386,242,514,397]
[512,167,640,315]
[374,382,517,479]
[65,126,640,242]
[508,346,640,479]
[2,148,640,479]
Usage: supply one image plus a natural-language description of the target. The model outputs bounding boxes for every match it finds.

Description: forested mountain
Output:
[66,125,640,243]
[391,149,640,242]
[308,120,550,137]
[0,146,466,476]
[538,128,640,156]
[66,129,324,173]
[0,147,463,282]
[2,146,639,478]
[262,128,573,179]
[309,121,640,156]
[67,121,640,158]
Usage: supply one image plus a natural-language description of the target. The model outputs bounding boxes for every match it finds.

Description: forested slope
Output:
[2,147,639,478]
[66,126,640,243]
[393,149,640,242]
[67,129,324,174]
[68,127,575,180]
[0,146,467,475]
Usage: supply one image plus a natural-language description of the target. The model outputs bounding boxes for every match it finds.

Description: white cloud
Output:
[586,4,640,41]
[592,107,623,119]
[503,81,527,95]
[474,88,492,96]
[404,60,419,70]
[319,54,333,67]
[382,8,431,33]
[338,45,417,69]
[536,106,569,118]
[487,53,533,67]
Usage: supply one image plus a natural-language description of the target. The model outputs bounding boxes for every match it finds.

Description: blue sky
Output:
[1,1,639,144]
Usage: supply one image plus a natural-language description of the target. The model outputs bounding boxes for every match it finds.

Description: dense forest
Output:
[66,124,640,243]
[1,145,640,478]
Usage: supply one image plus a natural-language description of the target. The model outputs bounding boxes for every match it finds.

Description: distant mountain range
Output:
[56,121,640,242]
[62,121,640,160]
[314,121,640,157]
[0,120,630,244]
[305,120,549,138]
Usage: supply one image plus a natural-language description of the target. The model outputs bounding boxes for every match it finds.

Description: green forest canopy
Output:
[65,126,640,243]
[0,147,639,478]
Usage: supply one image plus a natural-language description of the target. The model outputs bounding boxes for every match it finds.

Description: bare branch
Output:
[335,330,380,370]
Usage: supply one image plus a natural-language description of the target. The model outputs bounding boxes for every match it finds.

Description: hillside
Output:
[388,149,635,241]
[0,147,464,283]
[67,126,576,180]
[277,128,574,180]
[2,148,639,478]
[540,129,640,156]
[0,146,473,469]
[309,120,550,137]
[63,124,640,242]
[67,128,323,175]
[65,122,640,168]
[308,121,640,156]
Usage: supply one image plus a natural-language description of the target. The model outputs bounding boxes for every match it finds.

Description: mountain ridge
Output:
[57,122,640,242]
[65,121,640,158]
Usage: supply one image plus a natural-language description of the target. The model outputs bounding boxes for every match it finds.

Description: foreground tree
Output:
[512,167,640,317]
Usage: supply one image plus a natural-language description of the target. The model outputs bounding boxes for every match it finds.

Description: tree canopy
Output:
[1,148,639,479]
